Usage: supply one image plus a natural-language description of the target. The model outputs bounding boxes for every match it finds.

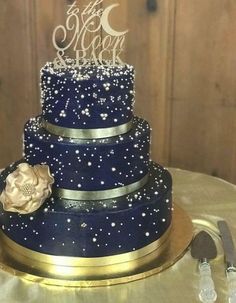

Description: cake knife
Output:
[218,220,236,303]
[191,231,217,303]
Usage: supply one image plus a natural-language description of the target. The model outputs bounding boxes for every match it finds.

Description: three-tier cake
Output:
[0,61,172,264]
[0,1,173,278]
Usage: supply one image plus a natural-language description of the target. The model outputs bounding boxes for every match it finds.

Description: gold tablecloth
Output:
[0,168,236,303]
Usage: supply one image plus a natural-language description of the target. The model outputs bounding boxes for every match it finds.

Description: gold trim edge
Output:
[0,225,171,268]
[0,205,194,286]
[42,119,133,139]
[54,174,149,201]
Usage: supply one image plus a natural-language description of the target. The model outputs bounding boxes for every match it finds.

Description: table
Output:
[0,168,236,303]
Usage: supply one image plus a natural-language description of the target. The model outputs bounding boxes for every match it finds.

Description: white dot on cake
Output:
[67,219,71,223]
[145,232,150,237]
[92,238,97,242]
[111,222,116,227]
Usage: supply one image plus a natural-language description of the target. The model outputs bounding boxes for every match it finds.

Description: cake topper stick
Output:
[52,0,129,68]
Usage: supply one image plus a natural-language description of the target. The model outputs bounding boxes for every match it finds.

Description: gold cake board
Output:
[0,204,193,287]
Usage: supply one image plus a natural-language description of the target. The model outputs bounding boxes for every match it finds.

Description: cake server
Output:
[191,231,217,303]
[218,220,236,303]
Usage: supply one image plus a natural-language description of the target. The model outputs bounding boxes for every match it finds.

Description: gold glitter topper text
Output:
[52,0,128,68]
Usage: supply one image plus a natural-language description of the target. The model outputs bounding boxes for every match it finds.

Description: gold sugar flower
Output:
[0,163,54,214]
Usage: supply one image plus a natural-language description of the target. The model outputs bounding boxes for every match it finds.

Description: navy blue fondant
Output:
[0,62,174,261]
[0,162,172,258]
[24,116,150,191]
[41,62,135,129]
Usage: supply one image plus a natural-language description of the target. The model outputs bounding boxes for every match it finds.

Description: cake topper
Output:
[52,0,128,68]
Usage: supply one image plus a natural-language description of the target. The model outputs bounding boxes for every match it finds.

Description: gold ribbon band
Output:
[42,119,133,139]
[1,226,171,271]
[54,174,149,201]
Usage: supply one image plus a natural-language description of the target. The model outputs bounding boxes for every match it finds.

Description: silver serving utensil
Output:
[218,220,236,303]
[191,231,217,303]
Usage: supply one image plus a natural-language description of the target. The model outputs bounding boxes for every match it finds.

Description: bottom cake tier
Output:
[0,162,172,263]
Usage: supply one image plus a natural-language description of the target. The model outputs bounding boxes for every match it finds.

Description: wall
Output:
[171,0,236,182]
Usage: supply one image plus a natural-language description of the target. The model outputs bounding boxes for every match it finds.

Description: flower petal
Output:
[4,190,31,207]
[15,163,38,187]
[34,165,54,185]
[4,181,20,196]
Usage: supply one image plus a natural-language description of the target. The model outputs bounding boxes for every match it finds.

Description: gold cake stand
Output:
[0,204,193,288]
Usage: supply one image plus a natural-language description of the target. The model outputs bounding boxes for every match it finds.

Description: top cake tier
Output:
[40,61,135,133]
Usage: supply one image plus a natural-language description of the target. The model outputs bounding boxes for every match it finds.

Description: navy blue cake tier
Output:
[41,61,135,131]
[0,162,172,258]
[24,116,150,192]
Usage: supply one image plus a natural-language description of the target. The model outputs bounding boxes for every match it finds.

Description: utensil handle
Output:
[227,270,236,303]
[199,262,217,303]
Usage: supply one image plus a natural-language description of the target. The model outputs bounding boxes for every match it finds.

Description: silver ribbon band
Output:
[42,119,133,139]
[54,174,149,201]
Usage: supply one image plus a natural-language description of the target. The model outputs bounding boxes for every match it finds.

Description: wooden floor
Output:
[0,0,236,184]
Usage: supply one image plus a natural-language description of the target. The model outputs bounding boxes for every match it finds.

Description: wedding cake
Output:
[0,1,173,276]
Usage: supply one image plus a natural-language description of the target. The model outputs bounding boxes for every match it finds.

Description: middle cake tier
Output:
[24,116,150,192]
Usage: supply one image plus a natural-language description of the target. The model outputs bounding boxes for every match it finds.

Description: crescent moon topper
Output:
[52,0,129,68]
